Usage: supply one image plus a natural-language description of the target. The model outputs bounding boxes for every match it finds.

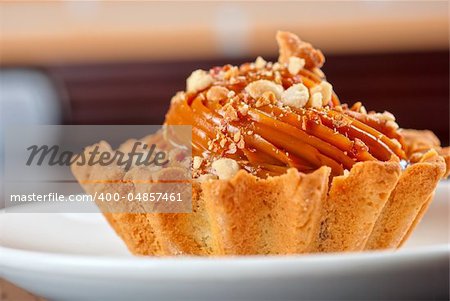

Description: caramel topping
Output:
[164,32,406,177]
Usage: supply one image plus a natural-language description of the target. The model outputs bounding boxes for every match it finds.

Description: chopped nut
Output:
[272,62,282,70]
[237,138,245,149]
[281,83,309,109]
[371,111,398,129]
[238,104,249,116]
[382,111,396,121]
[312,68,325,78]
[196,173,218,182]
[233,131,241,142]
[309,92,323,108]
[206,86,229,102]
[263,70,273,77]
[387,120,399,130]
[319,81,333,105]
[227,142,237,154]
[211,158,240,180]
[219,138,227,148]
[224,66,239,80]
[360,105,367,114]
[310,81,333,105]
[170,91,186,104]
[192,156,203,169]
[221,103,239,121]
[288,57,305,75]
[371,111,396,121]
[245,79,284,100]
[254,56,267,69]
[255,91,277,107]
[274,71,282,84]
[227,90,236,98]
[186,69,214,93]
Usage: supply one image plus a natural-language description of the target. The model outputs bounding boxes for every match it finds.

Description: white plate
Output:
[1,183,449,301]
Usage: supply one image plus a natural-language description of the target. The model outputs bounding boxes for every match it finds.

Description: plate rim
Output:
[1,243,449,279]
[1,182,449,279]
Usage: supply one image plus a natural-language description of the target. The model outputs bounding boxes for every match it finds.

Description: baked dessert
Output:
[72,31,449,256]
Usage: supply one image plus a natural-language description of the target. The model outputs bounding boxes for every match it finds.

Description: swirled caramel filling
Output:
[164,32,406,178]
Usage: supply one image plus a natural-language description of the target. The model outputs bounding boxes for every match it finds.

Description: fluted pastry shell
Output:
[71,29,448,256]
[365,150,446,250]
[202,167,330,255]
[313,158,402,252]
[71,131,448,256]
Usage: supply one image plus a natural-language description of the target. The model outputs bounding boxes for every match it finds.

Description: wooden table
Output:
[0,279,46,301]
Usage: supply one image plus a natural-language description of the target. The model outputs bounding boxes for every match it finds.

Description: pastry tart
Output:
[72,31,449,256]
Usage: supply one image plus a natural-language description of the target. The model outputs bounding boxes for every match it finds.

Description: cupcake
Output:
[72,31,449,256]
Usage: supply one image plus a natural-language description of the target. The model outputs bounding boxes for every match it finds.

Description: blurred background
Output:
[0,2,448,299]
[1,1,448,143]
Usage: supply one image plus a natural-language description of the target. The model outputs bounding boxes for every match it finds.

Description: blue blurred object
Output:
[0,70,63,207]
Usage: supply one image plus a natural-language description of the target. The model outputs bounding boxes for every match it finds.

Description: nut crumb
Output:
[288,57,305,75]
[272,62,282,71]
[309,92,323,108]
[238,104,249,116]
[206,86,229,102]
[196,173,218,182]
[186,69,214,93]
[219,137,227,148]
[233,131,241,142]
[310,81,333,105]
[237,137,245,149]
[360,105,367,114]
[386,120,399,130]
[245,79,284,101]
[371,111,399,129]
[255,91,277,107]
[192,156,203,169]
[227,142,237,154]
[255,56,267,69]
[221,103,239,121]
[170,91,185,104]
[227,90,236,98]
[211,158,240,180]
[312,68,325,78]
[224,66,239,80]
[281,83,309,109]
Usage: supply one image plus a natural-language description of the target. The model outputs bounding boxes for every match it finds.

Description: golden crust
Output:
[71,142,163,256]
[312,159,401,252]
[397,193,434,248]
[71,132,447,256]
[365,150,446,250]
[70,139,193,256]
[144,181,214,255]
[202,167,330,255]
